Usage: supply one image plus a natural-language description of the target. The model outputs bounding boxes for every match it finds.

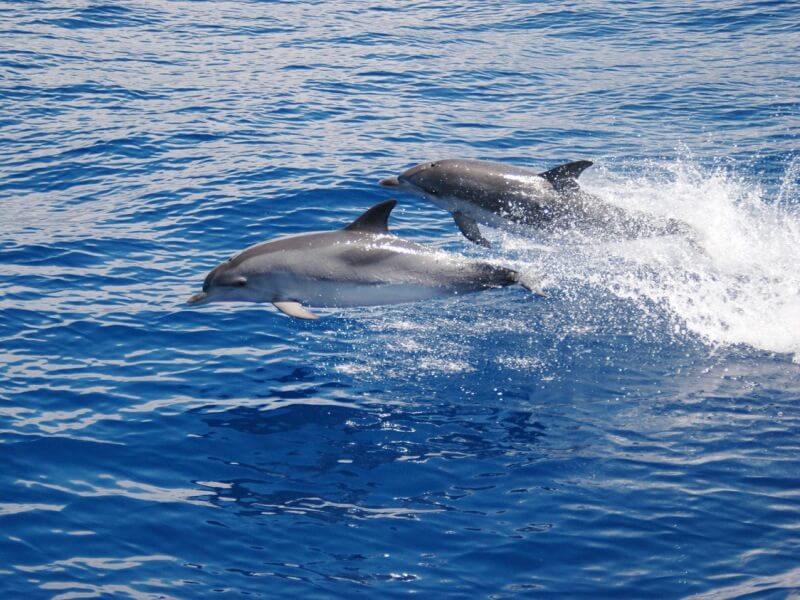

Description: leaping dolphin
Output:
[380,159,691,246]
[187,200,543,319]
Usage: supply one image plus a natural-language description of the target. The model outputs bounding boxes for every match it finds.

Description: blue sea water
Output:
[2,0,800,597]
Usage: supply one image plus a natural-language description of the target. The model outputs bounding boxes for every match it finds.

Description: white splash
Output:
[512,157,800,362]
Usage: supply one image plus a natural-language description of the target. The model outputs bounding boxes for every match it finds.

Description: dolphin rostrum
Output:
[380,159,691,246]
[187,200,543,319]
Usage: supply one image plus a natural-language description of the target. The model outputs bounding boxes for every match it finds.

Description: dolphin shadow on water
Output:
[380,159,694,247]
[187,200,544,320]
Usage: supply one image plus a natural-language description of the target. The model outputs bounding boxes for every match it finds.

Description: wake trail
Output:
[504,157,800,362]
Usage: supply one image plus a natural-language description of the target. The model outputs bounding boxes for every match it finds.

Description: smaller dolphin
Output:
[380,159,691,246]
[187,200,543,319]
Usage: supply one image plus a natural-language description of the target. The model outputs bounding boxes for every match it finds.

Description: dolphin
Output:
[379,159,691,246]
[187,200,543,319]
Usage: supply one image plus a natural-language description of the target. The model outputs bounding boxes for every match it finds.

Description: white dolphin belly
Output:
[287,279,458,308]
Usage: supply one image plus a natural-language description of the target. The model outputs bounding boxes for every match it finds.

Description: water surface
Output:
[1,1,799,598]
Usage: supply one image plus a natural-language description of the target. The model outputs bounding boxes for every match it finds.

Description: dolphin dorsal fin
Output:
[344,199,397,234]
[538,160,593,192]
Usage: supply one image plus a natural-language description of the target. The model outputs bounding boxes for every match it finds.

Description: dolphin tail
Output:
[511,271,548,297]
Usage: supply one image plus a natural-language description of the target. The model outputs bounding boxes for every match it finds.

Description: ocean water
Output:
[1,0,799,597]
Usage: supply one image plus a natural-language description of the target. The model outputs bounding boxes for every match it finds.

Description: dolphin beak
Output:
[379,176,400,187]
[187,291,208,305]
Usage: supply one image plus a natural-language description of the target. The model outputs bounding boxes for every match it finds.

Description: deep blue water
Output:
[2,1,800,598]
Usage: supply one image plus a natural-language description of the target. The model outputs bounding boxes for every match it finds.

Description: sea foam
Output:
[510,157,800,362]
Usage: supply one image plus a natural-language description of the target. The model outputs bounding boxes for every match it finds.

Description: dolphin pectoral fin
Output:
[453,212,491,247]
[538,160,593,192]
[273,301,319,320]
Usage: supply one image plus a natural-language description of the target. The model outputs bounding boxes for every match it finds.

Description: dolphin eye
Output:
[430,162,438,168]
[225,276,247,288]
